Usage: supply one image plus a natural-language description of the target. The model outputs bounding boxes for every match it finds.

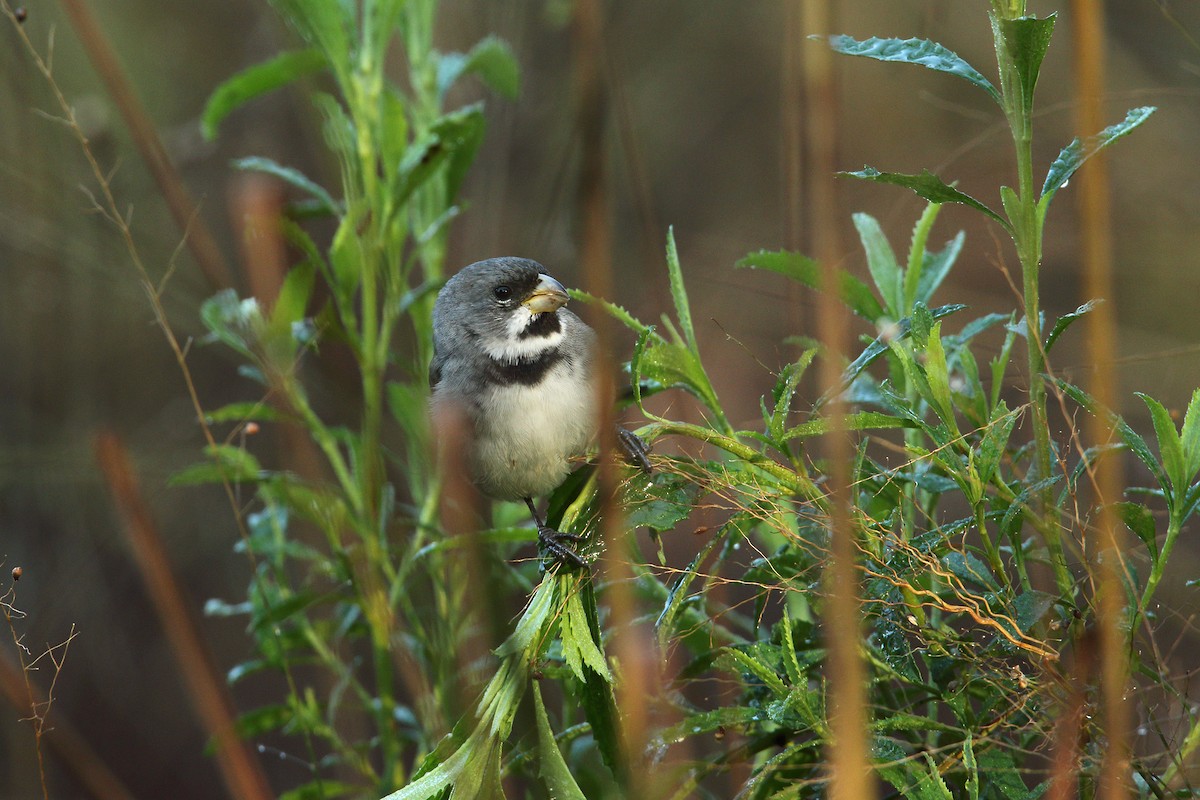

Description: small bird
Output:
[430,257,632,567]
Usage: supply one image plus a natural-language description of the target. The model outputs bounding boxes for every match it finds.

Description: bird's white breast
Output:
[471,360,597,501]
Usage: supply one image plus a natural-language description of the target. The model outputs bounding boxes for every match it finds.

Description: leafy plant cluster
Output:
[184,1,1200,798]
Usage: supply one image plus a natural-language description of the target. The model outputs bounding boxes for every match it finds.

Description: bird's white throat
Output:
[482,308,567,362]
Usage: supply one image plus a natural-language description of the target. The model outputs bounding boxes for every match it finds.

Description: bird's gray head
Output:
[433,257,572,364]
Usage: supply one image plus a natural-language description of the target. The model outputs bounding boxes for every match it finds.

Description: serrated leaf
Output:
[910,302,934,350]
[964,735,979,800]
[824,34,1000,104]
[202,49,326,140]
[1041,106,1156,205]
[1055,378,1169,493]
[768,350,818,441]
[656,534,723,649]
[843,167,1012,232]
[665,227,696,350]
[924,322,957,429]
[1180,387,1200,482]
[1045,299,1101,352]
[1139,392,1186,497]
[561,589,610,683]
[838,303,968,394]
[976,403,1018,485]
[736,249,884,320]
[626,469,704,532]
[996,14,1057,118]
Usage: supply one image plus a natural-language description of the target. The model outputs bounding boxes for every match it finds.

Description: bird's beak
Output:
[523,274,569,314]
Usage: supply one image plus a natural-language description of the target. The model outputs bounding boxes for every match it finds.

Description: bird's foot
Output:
[537,526,588,570]
[616,426,652,473]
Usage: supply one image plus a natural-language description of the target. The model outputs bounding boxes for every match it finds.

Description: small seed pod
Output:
[14,7,27,23]
[11,566,22,581]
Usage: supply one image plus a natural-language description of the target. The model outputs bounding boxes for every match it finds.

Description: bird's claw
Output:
[537,526,589,570]
[616,426,652,474]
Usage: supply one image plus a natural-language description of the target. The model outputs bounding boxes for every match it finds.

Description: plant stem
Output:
[991,12,1073,594]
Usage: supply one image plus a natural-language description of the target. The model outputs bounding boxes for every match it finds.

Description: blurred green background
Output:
[2,1,1200,797]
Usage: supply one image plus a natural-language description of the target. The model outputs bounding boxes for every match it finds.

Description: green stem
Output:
[992,11,1072,596]
[1140,515,1181,614]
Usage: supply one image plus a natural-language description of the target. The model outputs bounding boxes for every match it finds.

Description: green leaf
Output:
[824,35,1001,105]
[278,780,358,800]
[768,349,818,441]
[838,303,968,394]
[1013,589,1055,633]
[736,249,884,321]
[719,647,787,697]
[432,103,487,203]
[1040,106,1156,205]
[267,0,352,78]
[201,289,263,358]
[664,227,697,350]
[842,168,1012,232]
[270,261,316,333]
[1045,299,1101,352]
[1139,392,1187,496]
[1055,378,1169,493]
[964,735,979,800]
[561,589,611,683]
[204,402,289,425]
[233,156,338,215]
[437,35,520,101]
[942,551,999,591]
[202,49,326,140]
[996,14,1057,118]
[910,302,934,350]
[923,322,958,429]
[656,534,723,650]
[781,411,915,442]
[171,444,262,486]
[1179,388,1200,482]
[853,212,903,317]
[625,469,704,532]
[575,580,624,778]
[1118,501,1158,558]
[532,683,586,800]
[915,231,965,306]
[233,703,291,738]
[976,403,1018,486]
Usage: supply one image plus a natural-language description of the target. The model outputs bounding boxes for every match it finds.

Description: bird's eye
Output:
[493,285,512,301]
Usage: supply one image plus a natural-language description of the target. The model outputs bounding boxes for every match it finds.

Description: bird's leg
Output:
[615,426,653,474]
[524,497,587,569]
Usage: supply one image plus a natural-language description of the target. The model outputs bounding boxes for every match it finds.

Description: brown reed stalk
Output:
[59,0,235,291]
[571,0,657,795]
[799,0,871,796]
[1069,2,1132,797]
[94,432,273,800]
